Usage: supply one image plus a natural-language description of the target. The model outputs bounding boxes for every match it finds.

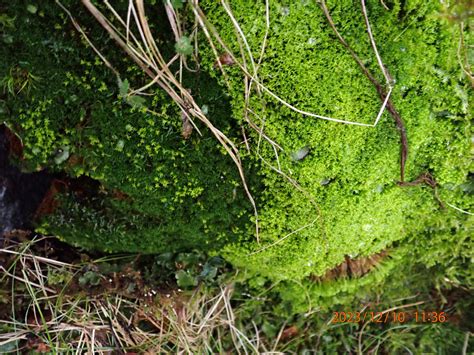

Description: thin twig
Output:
[56,0,120,78]
[319,0,408,182]
[248,218,319,256]
[445,202,474,216]
[457,22,474,87]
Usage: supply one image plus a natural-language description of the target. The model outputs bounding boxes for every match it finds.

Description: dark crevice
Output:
[0,124,54,237]
[0,124,102,241]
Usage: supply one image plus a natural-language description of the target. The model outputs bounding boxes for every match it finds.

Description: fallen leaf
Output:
[214,53,235,68]
[281,325,298,340]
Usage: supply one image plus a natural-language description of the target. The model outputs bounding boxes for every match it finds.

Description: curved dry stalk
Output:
[221,0,269,104]
[190,4,231,87]
[164,0,182,42]
[220,0,251,94]
[221,0,257,75]
[243,0,270,132]
[257,0,270,69]
[76,0,260,242]
[361,0,394,87]
[380,0,390,10]
[240,0,270,147]
[445,202,474,216]
[56,0,120,78]
[165,2,199,74]
[128,54,180,96]
[458,22,474,87]
[103,1,158,69]
[246,107,283,169]
[105,0,156,59]
[128,1,160,68]
[248,218,319,256]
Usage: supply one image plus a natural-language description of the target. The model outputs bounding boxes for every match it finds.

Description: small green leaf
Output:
[199,264,217,281]
[54,146,70,165]
[262,321,278,338]
[2,35,13,44]
[0,14,15,29]
[170,0,185,9]
[175,36,193,56]
[0,340,19,353]
[27,4,37,14]
[118,78,129,97]
[176,252,200,267]
[175,270,198,288]
[126,282,136,294]
[79,107,86,120]
[126,95,146,108]
[115,140,125,152]
[79,271,101,287]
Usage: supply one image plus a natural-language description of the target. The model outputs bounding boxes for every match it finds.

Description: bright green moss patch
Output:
[198,0,472,281]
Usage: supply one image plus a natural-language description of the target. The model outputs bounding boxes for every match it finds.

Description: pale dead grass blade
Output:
[357,300,425,354]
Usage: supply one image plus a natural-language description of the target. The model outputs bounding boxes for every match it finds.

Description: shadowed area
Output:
[0,125,53,238]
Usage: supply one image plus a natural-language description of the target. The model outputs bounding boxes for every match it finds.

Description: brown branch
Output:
[397,172,436,188]
[397,172,445,208]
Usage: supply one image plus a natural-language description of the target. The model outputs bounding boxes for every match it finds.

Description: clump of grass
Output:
[1,66,40,96]
[0,235,263,353]
[1,235,472,353]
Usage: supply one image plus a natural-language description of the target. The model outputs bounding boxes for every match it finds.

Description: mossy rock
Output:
[197,0,473,281]
[1,1,472,291]
[0,1,254,253]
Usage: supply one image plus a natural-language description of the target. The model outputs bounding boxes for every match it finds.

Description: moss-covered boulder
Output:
[1,0,472,292]
[197,0,472,281]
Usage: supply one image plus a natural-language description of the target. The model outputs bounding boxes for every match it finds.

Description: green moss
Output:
[1,1,254,254]
[198,0,472,282]
[1,1,471,295]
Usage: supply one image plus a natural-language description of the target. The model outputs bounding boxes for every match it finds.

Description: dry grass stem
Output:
[0,239,266,353]
[357,301,425,353]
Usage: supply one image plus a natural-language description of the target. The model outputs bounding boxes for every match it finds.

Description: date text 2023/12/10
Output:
[331,311,448,324]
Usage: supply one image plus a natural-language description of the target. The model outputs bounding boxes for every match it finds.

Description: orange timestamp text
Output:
[331,311,448,324]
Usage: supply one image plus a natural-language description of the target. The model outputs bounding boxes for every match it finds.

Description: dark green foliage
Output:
[78,270,102,287]
[1,1,254,254]
[175,35,193,56]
